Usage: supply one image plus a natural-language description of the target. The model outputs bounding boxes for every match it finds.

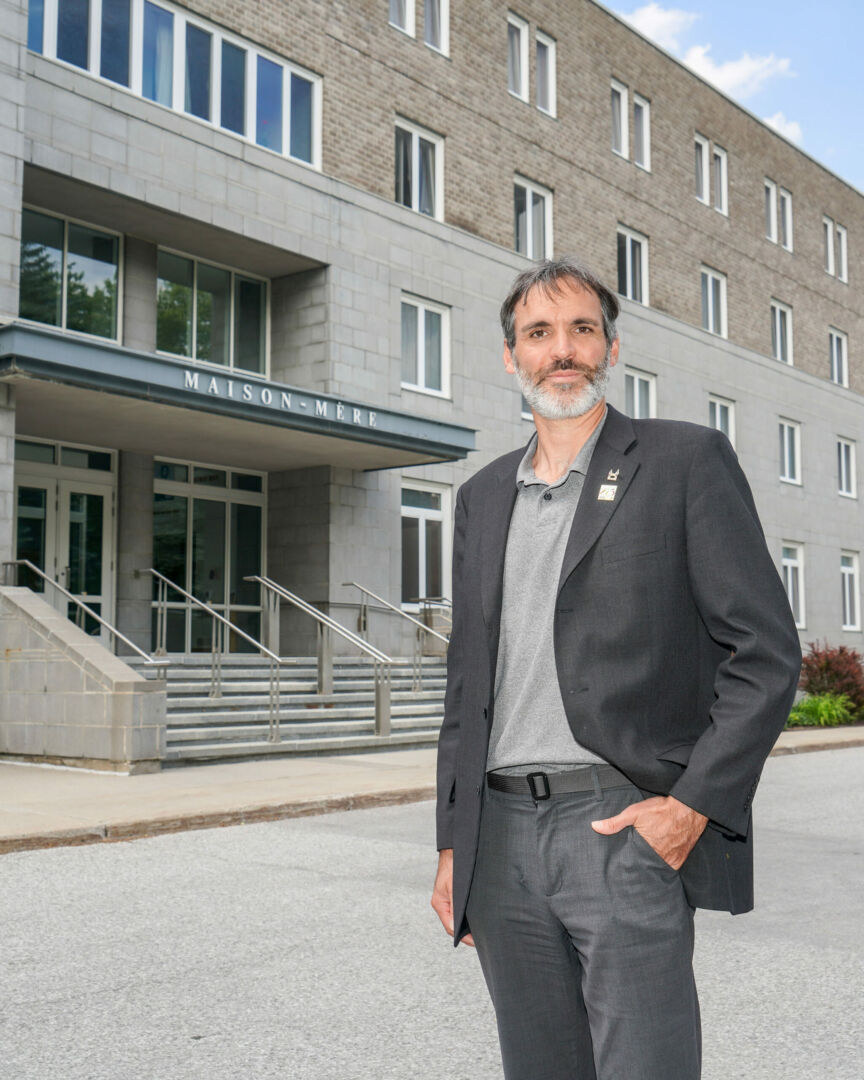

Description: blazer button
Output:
[483,707,488,719]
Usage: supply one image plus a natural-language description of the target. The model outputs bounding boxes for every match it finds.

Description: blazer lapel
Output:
[556,405,640,594]
[479,450,522,636]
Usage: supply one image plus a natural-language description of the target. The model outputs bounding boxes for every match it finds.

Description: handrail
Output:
[141,568,282,739]
[247,575,392,736]
[342,581,450,644]
[3,559,167,669]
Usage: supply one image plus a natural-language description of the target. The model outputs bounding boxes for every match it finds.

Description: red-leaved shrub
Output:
[799,642,864,717]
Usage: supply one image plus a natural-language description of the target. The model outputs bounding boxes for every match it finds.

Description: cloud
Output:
[763,111,803,144]
[621,2,699,52]
[682,43,793,99]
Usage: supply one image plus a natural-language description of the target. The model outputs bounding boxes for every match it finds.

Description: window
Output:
[616,226,648,304]
[829,328,848,387]
[27,0,321,167]
[712,145,728,214]
[19,208,121,341]
[536,31,556,116]
[770,300,793,365]
[837,438,856,497]
[633,94,651,170]
[624,368,656,419]
[823,216,835,275]
[611,79,628,157]
[395,119,443,219]
[401,485,446,606]
[779,420,801,484]
[708,395,735,447]
[782,544,804,628]
[765,179,778,242]
[507,13,529,101]
[514,177,552,259]
[401,295,449,396]
[694,134,709,203]
[700,267,727,337]
[837,224,848,282]
[389,0,415,35]
[779,188,793,250]
[841,553,860,631]
[156,249,267,374]
[424,0,448,54]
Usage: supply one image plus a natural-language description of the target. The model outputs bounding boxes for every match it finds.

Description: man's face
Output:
[504,279,619,420]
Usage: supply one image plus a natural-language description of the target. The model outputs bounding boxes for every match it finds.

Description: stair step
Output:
[164,728,441,761]
[166,690,444,711]
[167,715,442,743]
[166,702,444,726]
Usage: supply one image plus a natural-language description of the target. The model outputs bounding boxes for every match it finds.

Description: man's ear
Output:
[503,343,516,374]
[609,336,620,368]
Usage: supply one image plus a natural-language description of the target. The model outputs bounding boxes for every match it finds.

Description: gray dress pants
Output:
[466,774,701,1080]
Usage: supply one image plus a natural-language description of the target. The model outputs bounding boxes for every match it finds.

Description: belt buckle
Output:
[527,772,551,801]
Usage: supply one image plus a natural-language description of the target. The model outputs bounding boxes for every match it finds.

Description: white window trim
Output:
[19,203,125,346]
[712,145,728,215]
[616,224,649,305]
[624,366,657,419]
[395,116,445,221]
[779,187,793,251]
[770,299,793,365]
[514,174,554,259]
[841,552,860,631]
[781,542,805,629]
[633,93,651,171]
[836,223,848,283]
[389,0,416,37]
[708,394,736,448]
[400,293,451,399]
[700,265,727,339]
[779,419,802,486]
[829,327,849,388]
[823,215,836,275]
[400,479,452,610]
[535,29,556,117]
[507,12,529,102]
[837,437,857,498]
[611,78,629,159]
[423,0,449,56]
[520,396,534,421]
[765,179,778,243]
[155,244,271,377]
[694,133,710,204]
[31,0,323,170]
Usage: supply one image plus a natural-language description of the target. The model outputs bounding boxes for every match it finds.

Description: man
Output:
[431,256,801,1080]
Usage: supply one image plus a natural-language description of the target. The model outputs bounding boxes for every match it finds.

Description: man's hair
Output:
[500,256,620,350]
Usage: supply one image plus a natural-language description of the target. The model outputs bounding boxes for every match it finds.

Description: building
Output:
[0,0,861,768]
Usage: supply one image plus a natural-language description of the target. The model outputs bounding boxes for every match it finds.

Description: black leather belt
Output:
[487,764,632,800]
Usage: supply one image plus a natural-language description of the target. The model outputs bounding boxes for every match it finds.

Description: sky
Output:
[606,1,864,192]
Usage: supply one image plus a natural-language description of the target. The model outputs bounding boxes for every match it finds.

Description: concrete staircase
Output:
[128,654,446,764]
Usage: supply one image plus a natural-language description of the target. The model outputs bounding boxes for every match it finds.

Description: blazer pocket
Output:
[656,742,696,766]
[600,532,667,566]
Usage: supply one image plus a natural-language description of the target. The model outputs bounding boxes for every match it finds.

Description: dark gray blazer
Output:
[436,404,801,943]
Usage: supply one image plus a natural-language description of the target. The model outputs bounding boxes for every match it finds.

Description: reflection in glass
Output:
[193,467,226,487]
[256,56,283,152]
[27,0,45,52]
[61,447,112,471]
[289,74,313,162]
[16,487,48,592]
[57,0,90,69]
[192,499,225,603]
[426,519,442,597]
[514,185,527,254]
[418,137,436,216]
[395,127,412,208]
[151,607,186,653]
[185,23,212,120]
[230,502,262,606]
[67,492,104,596]
[232,473,263,492]
[531,191,545,259]
[101,0,131,86]
[66,224,119,339]
[143,1,174,107]
[16,441,55,465]
[20,210,63,327]
[228,609,260,653]
[221,41,246,135]
[234,277,265,373]
[401,516,419,604]
[157,251,193,356]
[401,302,418,384]
[402,489,441,510]
[153,461,188,483]
[424,309,442,391]
[152,493,187,599]
[196,263,230,365]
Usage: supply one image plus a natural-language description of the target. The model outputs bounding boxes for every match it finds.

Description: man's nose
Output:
[549,330,575,360]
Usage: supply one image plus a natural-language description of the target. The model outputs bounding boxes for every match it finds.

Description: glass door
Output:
[57,481,113,638]
[14,482,57,593]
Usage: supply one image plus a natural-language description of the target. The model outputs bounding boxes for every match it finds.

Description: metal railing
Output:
[142,568,283,741]
[246,575,393,737]
[3,559,167,671]
[343,581,448,692]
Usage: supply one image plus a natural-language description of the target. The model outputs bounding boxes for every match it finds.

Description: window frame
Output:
[836,223,848,283]
[770,298,793,365]
[399,293,451,399]
[394,116,445,221]
[765,179,778,243]
[389,0,416,37]
[778,187,793,251]
[633,93,651,171]
[841,552,860,631]
[694,133,710,204]
[781,542,805,629]
[400,479,452,610]
[507,12,529,102]
[616,224,649,305]
[708,394,736,448]
[829,327,848,387]
[513,175,553,259]
[837,437,857,498]
[823,215,836,275]
[624,366,656,419]
[535,29,556,117]
[778,419,802,486]
[712,144,728,215]
[611,78,629,159]
[700,265,727,339]
[423,0,449,55]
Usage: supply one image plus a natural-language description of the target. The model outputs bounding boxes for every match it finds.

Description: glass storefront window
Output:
[60,447,113,471]
[233,277,265,374]
[152,492,187,600]
[101,0,131,86]
[196,263,231,365]
[143,1,174,107]
[401,486,445,604]
[185,23,212,120]
[157,251,194,357]
[193,466,226,487]
[232,473,263,493]
[20,210,63,328]
[153,461,188,483]
[230,502,262,606]
[289,73,313,163]
[16,440,56,465]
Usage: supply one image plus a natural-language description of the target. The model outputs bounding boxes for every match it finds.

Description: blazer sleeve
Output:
[436,483,468,850]
[669,430,802,837]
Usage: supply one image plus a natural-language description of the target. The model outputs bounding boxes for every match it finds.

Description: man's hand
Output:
[431,849,475,947]
[591,795,708,870]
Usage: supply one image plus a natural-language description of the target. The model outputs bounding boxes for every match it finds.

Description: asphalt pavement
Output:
[1,747,862,1080]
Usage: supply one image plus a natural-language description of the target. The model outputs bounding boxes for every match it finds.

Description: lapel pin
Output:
[598,484,617,501]
[606,468,620,481]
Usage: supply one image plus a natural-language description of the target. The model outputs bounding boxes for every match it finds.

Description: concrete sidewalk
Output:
[1,727,862,855]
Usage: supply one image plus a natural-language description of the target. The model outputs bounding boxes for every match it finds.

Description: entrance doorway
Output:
[13,440,116,641]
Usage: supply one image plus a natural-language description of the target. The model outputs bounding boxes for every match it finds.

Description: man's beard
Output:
[513,346,612,420]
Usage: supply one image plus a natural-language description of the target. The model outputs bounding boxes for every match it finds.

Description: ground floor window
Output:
[782,543,805,628]
[152,459,266,652]
[401,484,445,606]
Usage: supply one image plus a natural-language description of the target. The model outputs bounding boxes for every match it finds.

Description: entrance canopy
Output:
[0,324,475,471]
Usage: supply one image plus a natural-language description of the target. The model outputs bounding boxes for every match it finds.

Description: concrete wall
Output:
[0,586,165,771]
[0,0,25,324]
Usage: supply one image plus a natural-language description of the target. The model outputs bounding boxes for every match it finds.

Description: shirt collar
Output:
[516,407,608,489]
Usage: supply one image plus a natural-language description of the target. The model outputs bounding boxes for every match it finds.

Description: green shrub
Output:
[799,642,864,715]
[786,693,856,728]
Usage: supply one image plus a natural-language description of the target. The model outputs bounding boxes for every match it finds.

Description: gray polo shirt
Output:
[487,412,609,775]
